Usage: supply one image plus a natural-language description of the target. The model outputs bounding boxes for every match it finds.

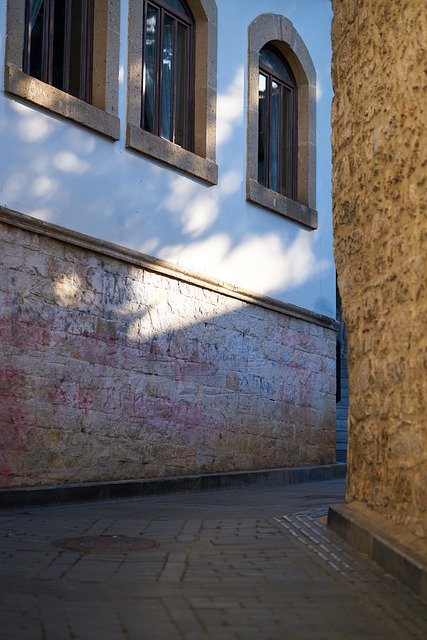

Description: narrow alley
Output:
[1,479,426,639]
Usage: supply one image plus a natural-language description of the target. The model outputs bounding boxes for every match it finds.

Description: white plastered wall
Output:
[0,0,335,316]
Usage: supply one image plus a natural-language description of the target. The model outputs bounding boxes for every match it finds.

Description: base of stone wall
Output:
[0,463,346,509]
[328,502,427,601]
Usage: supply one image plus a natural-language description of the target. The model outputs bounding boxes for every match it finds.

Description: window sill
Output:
[4,65,120,140]
[126,123,218,186]
[247,179,318,229]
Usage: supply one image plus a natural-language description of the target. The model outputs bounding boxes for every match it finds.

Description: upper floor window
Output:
[247,14,318,229]
[142,0,194,151]
[258,45,297,200]
[24,0,94,103]
[5,0,120,140]
[126,0,218,185]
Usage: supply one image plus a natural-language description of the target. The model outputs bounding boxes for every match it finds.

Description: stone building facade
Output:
[332,0,426,540]
[0,0,337,488]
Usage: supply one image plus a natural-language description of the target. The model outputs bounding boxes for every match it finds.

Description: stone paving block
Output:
[37,595,71,640]
[64,557,118,582]
[115,598,182,640]
[162,596,208,635]
[0,479,426,639]
[64,601,124,639]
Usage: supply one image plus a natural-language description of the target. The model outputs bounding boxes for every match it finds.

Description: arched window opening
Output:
[23,0,94,103]
[247,14,317,228]
[142,0,194,151]
[258,44,297,199]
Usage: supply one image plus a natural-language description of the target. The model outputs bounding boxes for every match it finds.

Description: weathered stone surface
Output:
[0,223,336,487]
[332,0,427,538]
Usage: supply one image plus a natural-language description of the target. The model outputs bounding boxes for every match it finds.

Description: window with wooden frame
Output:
[142,0,194,151]
[126,0,218,185]
[258,45,297,200]
[5,0,120,140]
[247,15,318,230]
[23,0,94,103]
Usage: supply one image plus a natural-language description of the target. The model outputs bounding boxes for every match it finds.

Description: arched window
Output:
[142,0,194,150]
[23,0,94,103]
[247,14,317,229]
[258,44,297,199]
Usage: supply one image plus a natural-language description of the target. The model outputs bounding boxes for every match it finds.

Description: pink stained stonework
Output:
[0,222,336,487]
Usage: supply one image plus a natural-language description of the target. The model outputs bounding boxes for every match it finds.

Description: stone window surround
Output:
[126,0,218,186]
[247,14,318,230]
[4,0,120,140]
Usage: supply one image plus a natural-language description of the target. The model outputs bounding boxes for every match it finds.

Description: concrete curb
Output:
[0,463,346,509]
[328,502,427,601]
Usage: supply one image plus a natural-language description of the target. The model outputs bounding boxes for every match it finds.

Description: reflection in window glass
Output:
[143,5,158,133]
[258,44,297,199]
[161,15,174,141]
[163,0,190,16]
[27,0,45,80]
[142,0,194,151]
[283,89,293,196]
[69,0,84,98]
[175,23,188,148]
[270,80,280,192]
[259,47,293,85]
[52,1,66,91]
[258,73,267,186]
[24,0,94,103]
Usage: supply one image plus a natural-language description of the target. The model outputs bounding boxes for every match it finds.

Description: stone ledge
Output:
[5,65,120,140]
[0,464,346,509]
[0,206,338,331]
[126,123,218,185]
[247,179,318,230]
[328,502,427,601]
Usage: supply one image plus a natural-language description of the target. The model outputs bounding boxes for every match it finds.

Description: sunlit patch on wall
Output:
[30,176,56,198]
[182,195,219,237]
[64,129,97,154]
[53,273,83,308]
[53,152,89,175]
[28,208,53,222]
[159,230,330,296]
[217,67,244,146]
[11,101,53,143]
[219,170,242,197]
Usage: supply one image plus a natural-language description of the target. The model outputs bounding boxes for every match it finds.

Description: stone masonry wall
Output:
[332,1,427,537]
[0,221,336,487]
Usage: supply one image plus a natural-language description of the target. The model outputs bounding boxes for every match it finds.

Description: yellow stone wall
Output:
[332,0,427,538]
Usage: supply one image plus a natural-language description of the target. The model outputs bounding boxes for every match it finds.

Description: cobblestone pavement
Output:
[1,478,426,639]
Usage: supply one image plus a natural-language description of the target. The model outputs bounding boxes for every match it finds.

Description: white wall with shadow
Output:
[0,0,335,318]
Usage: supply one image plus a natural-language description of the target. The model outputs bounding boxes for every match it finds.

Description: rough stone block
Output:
[0,224,336,487]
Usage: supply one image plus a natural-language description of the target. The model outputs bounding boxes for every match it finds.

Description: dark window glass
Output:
[143,5,158,133]
[259,47,294,85]
[27,0,45,80]
[270,80,280,192]
[141,0,194,151]
[258,44,297,199]
[69,0,84,98]
[23,0,94,103]
[283,88,293,196]
[175,22,188,148]
[161,14,174,140]
[163,0,190,17]
[52,1,66,91]
[258,73,267,186]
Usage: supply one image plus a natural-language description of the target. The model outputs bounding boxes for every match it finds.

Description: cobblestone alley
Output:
[1,478,426,639]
